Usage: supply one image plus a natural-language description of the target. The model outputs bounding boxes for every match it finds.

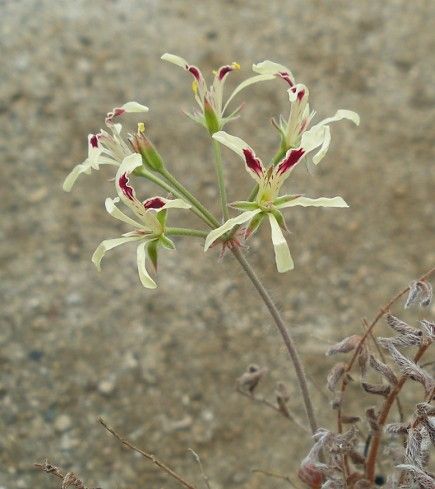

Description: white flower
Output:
[205,131,349,273]
[92,154,190,288]
[161,53,277,133]
[63,102,149,191]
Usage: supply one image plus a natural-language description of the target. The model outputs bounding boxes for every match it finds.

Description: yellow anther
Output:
[191,79,198,94]
[232,62,241,70]
[137,122,145,134]
[212,69,218,75]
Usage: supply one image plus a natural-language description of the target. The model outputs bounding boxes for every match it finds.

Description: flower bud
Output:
[130,127,165,172]
[203,98,220,135]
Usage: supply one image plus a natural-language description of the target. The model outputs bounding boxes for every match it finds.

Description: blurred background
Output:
[1,0,435,488]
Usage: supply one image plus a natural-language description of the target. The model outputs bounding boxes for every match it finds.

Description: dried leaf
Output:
[369,354,398,385]
[327,362,347,392]
[405,280,433,309]
[366,407,380,433]
[326,335,362,356]
[362,382,391,397]
[420,320,435,340]
[341,415,360,424]
[349,449,365,466]
[385,422,410,435]
[396,464,435,488]
[237,364,267,393]
[382,343,434,394]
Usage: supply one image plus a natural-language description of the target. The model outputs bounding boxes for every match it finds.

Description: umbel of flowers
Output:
[63,54,359,288]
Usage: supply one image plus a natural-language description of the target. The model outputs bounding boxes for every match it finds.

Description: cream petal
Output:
[160,198,191,210]
[313,109,360,128]
[268,214,294,273]
[137,241,157,289]
[120,101,149,113]
[312,125,331,165]
[204,209,261,251]
[253,60,293,77]
[276,196,349,209]
[105,197,143,228]
[161,53,189,68]
[213,131,264,182]
[224,74,275,110]
[91,236,142,271]
[62,163,89,192]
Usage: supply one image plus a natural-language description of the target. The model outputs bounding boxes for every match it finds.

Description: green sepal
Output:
[273,194,303,207]
[159,234,176,250]
[245,212,265,237]
[204,99,220,135]
[156,209,168,227]
[146,239,159,272]
[229,200,260,211]
[269,208,288,232]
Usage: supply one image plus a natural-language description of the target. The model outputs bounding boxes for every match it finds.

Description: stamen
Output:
[137,122,145,134]
[192,79,198,94]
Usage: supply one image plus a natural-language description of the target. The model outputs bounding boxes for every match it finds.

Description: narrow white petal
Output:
[300,124,327,153]
[268,214,294,273]
[91,236,141,271]
[312,109,360,129]
[136,241,157,289]
[212,131,251,159]
[224,74,275,110]
[252,60,292,76]
[120,101,149,113]
[276,196,349,209]
[105,197,143,228]
[62,163,89,191]
[312,125,331,165]
[204,209,261,251]
[160,198,191,210]
[161,53,189,68]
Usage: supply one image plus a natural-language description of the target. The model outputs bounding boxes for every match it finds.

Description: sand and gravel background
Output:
[1,1,435,488]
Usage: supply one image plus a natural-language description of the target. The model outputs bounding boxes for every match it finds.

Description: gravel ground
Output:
[1,1,435,488]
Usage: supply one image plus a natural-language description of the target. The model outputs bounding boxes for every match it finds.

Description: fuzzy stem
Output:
[212,139,229,220]
[166,227,208,238]
[232,248,318,434]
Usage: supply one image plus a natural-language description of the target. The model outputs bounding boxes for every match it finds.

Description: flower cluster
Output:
[63,54,358,287]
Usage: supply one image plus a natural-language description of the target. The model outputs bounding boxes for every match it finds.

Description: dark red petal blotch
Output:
[242,148,264,177]
[143,197,166,209]
[277,148,305,175]
[119,173,135,201]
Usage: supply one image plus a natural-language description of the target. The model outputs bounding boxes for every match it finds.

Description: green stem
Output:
[212,139,229,220]
[159,168,219,228]
[232,248,318,435]
[166,227,207,239]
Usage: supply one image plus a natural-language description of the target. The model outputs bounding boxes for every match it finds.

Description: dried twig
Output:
[34,461,99,489]
[98,417,197,489]
[236,387,308,433]
[251,468,300,488]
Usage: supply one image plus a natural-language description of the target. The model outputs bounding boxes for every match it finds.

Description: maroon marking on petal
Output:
[187,65,202,81]
[297,88,305,101]
[277,71,294,87]
[143,197,166,209]
[217,65,233,80]
[89,134,99,148]
[276,148,305,175]
[113,108,125,117]
[242,148,264,177]
[119,173,135,201]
